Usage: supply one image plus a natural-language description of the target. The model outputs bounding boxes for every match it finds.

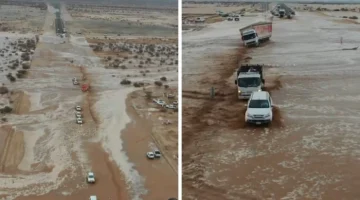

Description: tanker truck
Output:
[239,21,272,47]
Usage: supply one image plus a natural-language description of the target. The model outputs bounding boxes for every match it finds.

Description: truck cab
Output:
[279,9,285,18]
[235,64,265,99]
[241,29,259,47]
[245,91,273,125]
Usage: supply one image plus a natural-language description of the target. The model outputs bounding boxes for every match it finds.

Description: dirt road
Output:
[183,11,360,200]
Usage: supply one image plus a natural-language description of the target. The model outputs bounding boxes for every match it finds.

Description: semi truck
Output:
[239,21,272,47]
[234,64,265,100]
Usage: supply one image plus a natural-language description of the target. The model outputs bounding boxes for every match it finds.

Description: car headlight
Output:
[238,90,241,93]
[258,89,262,92]
[247,113,253,117]
[264,114,270,117]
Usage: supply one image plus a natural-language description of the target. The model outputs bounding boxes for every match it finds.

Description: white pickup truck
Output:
[245,91,273,125]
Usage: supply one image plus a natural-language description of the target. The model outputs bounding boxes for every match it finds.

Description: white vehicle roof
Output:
[90,196,97,200]
[242,30,256,35]
[238,72,260,78]
[251,91,269,100]
[88,172,94,176]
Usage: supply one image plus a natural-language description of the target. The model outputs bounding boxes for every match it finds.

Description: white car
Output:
[89,196,97,200]
[86,172,95,183]
[245,91,273,125]
[75,111,82,118]
[73,80,79,85]
[76,118,83,124]
[154,150,161,158]
[147,152,155,159]
[153,99,166,106]
[165,104,177,109]
[75,106,82,111]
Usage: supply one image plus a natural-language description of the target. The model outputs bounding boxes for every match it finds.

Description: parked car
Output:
[154,150,161,158]
[147,152,155,159]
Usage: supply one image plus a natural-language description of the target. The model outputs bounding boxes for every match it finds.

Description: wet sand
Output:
[183,7,360,200]
[122,93,178,200]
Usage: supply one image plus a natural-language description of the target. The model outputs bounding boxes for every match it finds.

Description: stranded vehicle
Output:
[86,172,95,183]
[75,105,82,111]
[235,64,265,99]
[245,91,273,125]
[89,196,97,200]
[154,150,161,158]
[279,8,286,18]
[239,21,272,47]
[147,152,155,159]
[76,118,83,124]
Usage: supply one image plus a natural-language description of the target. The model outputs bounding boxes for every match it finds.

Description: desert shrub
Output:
[133,82,144,87]
[0,106,12,113]
[154,81,163,86]
[16,70,27,78]
[160,77,167,81]
[120,79,131,85]
[0,86,9,94]
[22,63,30,69]
[6,73,16,82]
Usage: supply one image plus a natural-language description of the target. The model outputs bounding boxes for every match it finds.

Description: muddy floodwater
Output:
[183,12,360,200]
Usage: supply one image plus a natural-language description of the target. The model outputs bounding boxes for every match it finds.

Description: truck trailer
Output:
[235,64,265,100]
[239,21,272,47]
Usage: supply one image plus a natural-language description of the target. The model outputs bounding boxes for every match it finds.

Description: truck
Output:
[239,21,272,47]
[279,9,285,18]
[234,64,265,100]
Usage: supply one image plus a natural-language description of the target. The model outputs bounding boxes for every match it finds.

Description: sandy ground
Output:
[65,3,177,38]
[183,4,360,200]
[0,1,177,200]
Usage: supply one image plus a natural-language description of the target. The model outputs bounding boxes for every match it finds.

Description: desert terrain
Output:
[183,2,360,200]
[0,1,177,200]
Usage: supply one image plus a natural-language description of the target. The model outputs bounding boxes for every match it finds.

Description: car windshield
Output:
[248,99,270,108]
[238,77,261,87]
[89,174,94,178]
[242,33,256,41]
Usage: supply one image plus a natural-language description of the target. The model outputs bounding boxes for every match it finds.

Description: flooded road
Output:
[183,12,360,200]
